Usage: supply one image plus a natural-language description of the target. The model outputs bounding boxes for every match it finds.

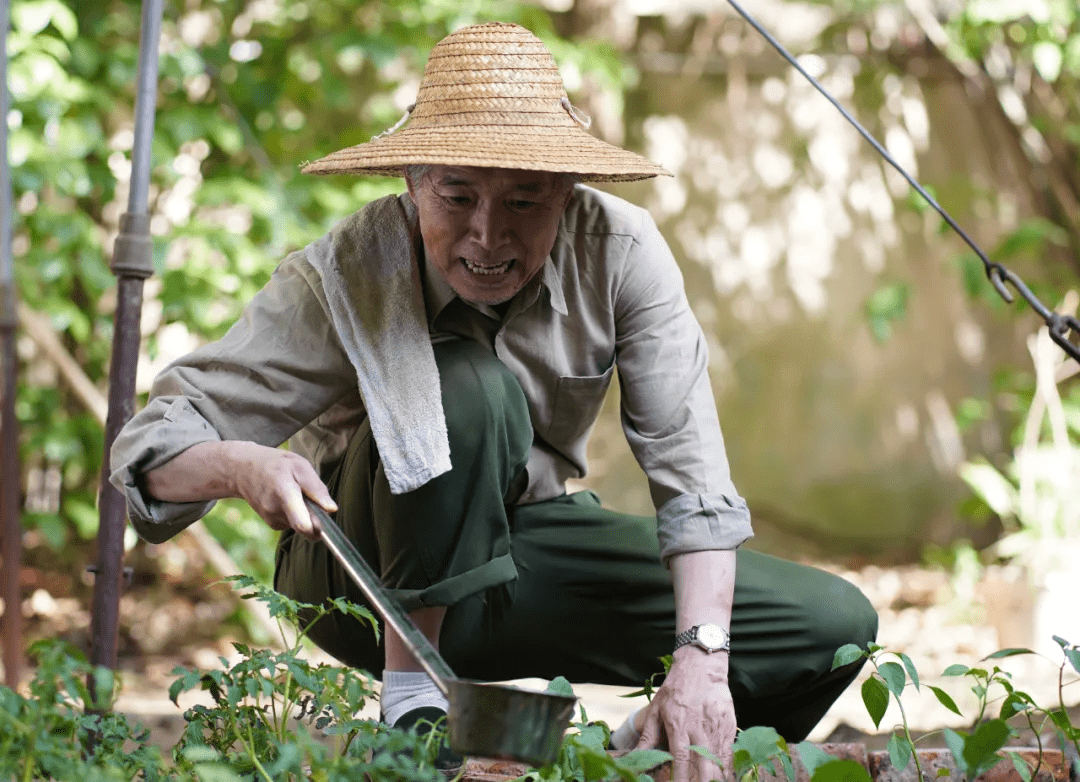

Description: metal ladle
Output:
[305,499,577,766]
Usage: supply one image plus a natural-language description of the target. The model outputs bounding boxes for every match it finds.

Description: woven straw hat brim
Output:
[300,22,670,183]
[301,124,670,183]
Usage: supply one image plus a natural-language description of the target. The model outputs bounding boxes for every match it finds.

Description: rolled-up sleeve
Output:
[110,251,355,543]
[613,211,753,563]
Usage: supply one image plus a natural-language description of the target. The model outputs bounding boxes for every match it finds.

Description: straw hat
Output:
[301,22,670,183]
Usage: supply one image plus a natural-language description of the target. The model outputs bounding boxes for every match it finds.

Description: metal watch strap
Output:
[673,626,698,651]
[674,623,730,653]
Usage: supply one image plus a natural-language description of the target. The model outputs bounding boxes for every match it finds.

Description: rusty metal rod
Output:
[1,328,19,689]
[0,0,22,689]
[88,0,163,677]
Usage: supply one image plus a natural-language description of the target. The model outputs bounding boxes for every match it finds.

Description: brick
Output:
[461,745,1069,782]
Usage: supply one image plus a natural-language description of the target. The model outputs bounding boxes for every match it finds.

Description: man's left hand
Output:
[634,647,735,782]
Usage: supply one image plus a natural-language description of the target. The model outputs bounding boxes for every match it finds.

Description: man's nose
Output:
[470,200,506,249]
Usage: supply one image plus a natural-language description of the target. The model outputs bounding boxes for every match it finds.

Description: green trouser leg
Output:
[275,337,532,673]
[274,337,878,742]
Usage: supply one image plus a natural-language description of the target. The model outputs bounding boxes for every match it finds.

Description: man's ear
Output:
[405,172,417,201]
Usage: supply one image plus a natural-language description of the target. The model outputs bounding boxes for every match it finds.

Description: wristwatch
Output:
[674,623,730,653]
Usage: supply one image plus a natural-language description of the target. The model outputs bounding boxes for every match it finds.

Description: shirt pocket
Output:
[548,363,616,444]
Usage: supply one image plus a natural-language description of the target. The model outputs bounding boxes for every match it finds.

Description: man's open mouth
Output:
[463,258,514,276]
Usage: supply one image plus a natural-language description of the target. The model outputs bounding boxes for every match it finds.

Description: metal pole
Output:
[0,0,23,689]
[88,0,164,675]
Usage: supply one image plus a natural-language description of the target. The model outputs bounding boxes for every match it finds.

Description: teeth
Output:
[464,259,512,275]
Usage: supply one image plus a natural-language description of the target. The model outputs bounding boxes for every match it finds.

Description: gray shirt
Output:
[110,185,753,561]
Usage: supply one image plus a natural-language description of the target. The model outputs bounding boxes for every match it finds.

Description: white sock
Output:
[609,707,645,751]
[381,670,449,726]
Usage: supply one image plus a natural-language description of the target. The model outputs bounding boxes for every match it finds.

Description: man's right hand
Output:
[144,441,337,540]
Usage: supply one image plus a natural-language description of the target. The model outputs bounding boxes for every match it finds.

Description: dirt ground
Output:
[4,529,1078,754]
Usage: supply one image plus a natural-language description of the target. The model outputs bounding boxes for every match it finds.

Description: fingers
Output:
[634,705,663,750]
[688,733,725,782]
[281,481,318,539]
[293,462,338,514]
[635,707,691,782]
[231,444,334,538]
[635,700,733,782]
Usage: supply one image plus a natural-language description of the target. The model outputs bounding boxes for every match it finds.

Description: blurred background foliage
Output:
[4,0,1079,595]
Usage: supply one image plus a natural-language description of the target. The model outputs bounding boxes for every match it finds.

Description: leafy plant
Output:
[168,575,450,782]
[519,677,673,782]
[834,636,1080,782]
[620,654,672,703]
[0,577,451,781]
[0,638,184,781]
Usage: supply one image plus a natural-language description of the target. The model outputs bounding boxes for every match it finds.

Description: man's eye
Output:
[509,200,538,210]
[444,195,472,206]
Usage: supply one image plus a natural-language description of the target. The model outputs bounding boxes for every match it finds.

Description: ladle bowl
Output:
[447,679,577,766]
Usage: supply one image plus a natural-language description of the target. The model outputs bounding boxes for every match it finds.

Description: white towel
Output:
[304,195,451,494]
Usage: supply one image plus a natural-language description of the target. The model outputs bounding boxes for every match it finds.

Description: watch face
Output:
[697,624,728,650]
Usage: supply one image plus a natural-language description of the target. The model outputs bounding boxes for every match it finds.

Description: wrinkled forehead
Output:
[421,165,562,195]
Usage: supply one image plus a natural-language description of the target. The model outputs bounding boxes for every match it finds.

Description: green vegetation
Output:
[832,638,1080,782]
[2,576,1079,780]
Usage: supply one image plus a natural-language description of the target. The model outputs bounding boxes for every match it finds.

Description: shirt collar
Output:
[541,254,568,316]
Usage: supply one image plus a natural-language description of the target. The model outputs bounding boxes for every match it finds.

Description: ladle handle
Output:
[306,498,455,694]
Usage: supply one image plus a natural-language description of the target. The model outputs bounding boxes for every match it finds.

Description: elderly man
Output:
[111,22,876,781]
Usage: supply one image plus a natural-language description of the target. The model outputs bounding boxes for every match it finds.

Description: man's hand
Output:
[144,440,336,539]
[635,646,736,782]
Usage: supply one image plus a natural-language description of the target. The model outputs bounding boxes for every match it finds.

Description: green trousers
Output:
[275,338,877,741]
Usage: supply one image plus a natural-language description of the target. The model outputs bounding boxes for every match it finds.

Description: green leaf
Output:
[620,749,674,772]
[191,763,245,782]
[810,759,873,782]
[942,664,969,676]
[779,749,796,782]
[1065,648,1080,675]
[864,282,910,343]
[993,218,1068,262]
[182,745,223,763]
[546,676,575,698]
[861,677,890,729]
[964,720,1009,777]
[796,742,839,777]
[732,725,786,767]
[944,728,968,774]
[983,648,1035,660]
[1008,751,1034,782]
[887,733,911,772]
[12,0,77,38]
[929,685,963,717]
[944,721,1011,780]
[1000,692,1032,719]
[578,745,613,781]
[898,653,920,692]
[63,496,100,539]
[878,662,906,697]
[832,644,865,670]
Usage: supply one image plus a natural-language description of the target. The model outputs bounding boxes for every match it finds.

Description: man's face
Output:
[407,166,572,305]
